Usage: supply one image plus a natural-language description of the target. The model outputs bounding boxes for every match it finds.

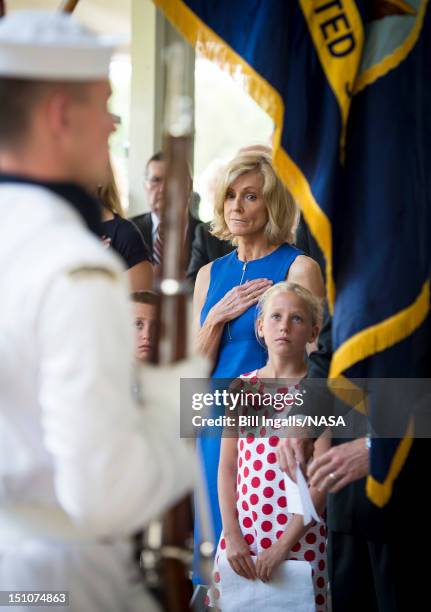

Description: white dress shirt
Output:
[151,211,160,245]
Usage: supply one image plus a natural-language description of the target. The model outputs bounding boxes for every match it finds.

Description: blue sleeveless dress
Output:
[194,243,303,583]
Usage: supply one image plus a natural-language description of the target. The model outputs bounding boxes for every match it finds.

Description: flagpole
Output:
[59,0,81,13]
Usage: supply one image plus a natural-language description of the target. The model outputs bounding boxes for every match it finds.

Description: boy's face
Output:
[133,302,157,362]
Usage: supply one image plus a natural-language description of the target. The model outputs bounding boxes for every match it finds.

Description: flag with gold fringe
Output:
[329,0,431,507]
[153,0,431,515]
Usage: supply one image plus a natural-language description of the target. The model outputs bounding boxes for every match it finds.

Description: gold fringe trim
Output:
[330,281,430,379]
[366,419,414,507]
[328,374,368,415]
[274,147,335,310]
[329,281,428,506]
[385,0,418,15]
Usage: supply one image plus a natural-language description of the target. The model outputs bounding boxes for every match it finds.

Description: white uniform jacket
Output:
[0,183,196,611]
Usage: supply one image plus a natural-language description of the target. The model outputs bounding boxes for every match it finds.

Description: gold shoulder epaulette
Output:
[68,266,118,281]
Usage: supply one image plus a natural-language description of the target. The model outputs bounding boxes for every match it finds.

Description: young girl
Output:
[206,282,328,611]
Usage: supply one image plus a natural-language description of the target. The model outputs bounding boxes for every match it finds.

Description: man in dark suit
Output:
[186,222,234,284]
[132,152,199,268]
[295,212,325,276]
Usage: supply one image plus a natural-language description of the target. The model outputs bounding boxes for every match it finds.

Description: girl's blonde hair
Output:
[211,151,298,246]
[256,281,323,329]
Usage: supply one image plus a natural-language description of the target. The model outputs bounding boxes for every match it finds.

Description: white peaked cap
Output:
[0,10,117,80]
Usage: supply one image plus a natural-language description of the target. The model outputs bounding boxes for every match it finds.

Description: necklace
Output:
[227,260,248,341]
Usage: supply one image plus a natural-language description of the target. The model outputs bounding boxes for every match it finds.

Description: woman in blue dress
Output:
[192,150,324,583]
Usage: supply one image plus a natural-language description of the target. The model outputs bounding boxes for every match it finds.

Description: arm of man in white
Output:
[38,269,196,538]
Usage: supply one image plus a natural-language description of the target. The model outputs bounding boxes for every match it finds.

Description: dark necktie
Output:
[153,223,164,264]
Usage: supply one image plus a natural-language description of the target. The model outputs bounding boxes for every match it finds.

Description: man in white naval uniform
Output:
[0,11,199,612]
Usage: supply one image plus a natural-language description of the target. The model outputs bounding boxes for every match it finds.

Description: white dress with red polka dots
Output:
[206,371,327,611]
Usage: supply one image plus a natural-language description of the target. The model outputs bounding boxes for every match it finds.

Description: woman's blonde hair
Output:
[98,160,124,217]
[256,281,323,329]
[211,151,298,245]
